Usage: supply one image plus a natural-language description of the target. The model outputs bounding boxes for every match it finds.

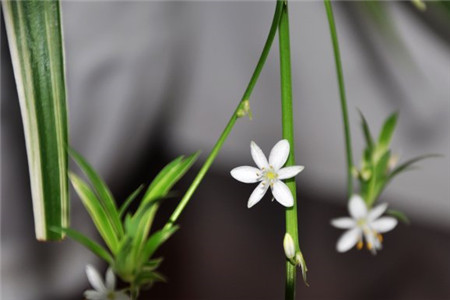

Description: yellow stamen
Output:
[377,233,383,242]
[357,240,363,250]
[366,242,373,250]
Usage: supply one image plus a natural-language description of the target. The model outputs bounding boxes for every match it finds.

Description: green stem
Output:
[324,0,354,196]
[278,3,298,299]
[164,0,283,229]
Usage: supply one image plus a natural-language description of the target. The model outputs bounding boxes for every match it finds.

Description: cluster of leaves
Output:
[52,149,198,291]
[353,112,437,221]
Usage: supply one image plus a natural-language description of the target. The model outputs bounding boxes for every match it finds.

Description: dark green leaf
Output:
[140,152,199,207]
[69,148,123,237]
[358,109,374,151]
[51,227,113,264]
[140,225,179,265]
[119,184,144,218]
[3,1,69,241]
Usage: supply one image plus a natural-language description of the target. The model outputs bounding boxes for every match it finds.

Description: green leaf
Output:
[143,257,164,272]
[377,112,398,155]
[3,0,69,241]
[140,152,199,207]
[119,184,144,218]
[358,109,374,151]
[114,236,134,282]
[140,226,179,266]
[387,209,410,224]
[129,205,159,272]
[135,270,167,288]
[69,172,119,254]
[388,154,441,181]
[51,227,113,264]
[69,148,123,237]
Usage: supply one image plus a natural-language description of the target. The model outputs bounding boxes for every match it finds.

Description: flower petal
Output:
[348,194,368,219]
[84,290,105,300]
[268,139,290,170]
[331,217,356,229]
[278,166,304,180]
[230,166,261,183]
[105,267,116,290]
[271,181,294,207]
[371,217,398,233]
[250,141,269,169]
[336,228,361,252]
[86,265,106,292]
[247,181,269,208]
[367,203,388,222]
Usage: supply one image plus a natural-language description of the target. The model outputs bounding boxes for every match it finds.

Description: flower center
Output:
[261,167,278,186]
[356,218,367,227]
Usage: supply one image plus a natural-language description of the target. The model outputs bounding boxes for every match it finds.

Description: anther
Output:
[377,234,383,242]
[357,240,363,250]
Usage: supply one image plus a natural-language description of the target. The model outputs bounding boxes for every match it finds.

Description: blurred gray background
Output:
[1,1,449,299]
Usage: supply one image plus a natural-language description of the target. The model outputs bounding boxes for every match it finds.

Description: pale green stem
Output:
[164,1,283,229]
[324,0,354,196]
[278,2,299,299]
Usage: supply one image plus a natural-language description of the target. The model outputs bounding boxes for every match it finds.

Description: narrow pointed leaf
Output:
[69,172,119,254]
[377,112,398,154]
[51,227,113,264]
[140,225,179,265]
[388,154,441,181]
[3,0,69,240]
[69,148,123,237]
[141,152,199,205]
[387,209,410,224]
[358,109,374,151]
[119,184,144,218]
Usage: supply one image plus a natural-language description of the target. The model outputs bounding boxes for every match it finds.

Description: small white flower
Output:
[230,140,304,208]
[331,195,398,254]
[283,233,295,259]
[84,265,130,300]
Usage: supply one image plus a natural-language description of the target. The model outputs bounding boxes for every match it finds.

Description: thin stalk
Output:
[278,3,298,299]
[164,1,283,229]
[324,0,354,196]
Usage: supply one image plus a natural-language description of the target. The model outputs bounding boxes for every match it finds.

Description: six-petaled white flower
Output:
[331,194,398,254]
[230,140,304,208]
[84,265,130,300]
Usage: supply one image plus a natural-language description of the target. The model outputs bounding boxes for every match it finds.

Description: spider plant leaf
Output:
[377,112,398,156]
[3,0,69,241]
[388,154,441,181]
[69,148,123,237]
[387,209,410,224]
[69,172,119,254]
[135,270,167,288]
[141,152,200,206]
[358,109,374,152]
[119,184,144,218]
[143,257,164,272]
[51,227,113,264]
[140,225,179,266]
[129,205,159,271]
[114,236,134,282]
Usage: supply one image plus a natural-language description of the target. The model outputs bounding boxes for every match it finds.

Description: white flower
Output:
[283,233,295,259]
[230,140,304,208]
[84,265,130,300]
[331,195,398,254]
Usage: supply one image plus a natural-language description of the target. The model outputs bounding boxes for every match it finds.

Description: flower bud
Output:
[283,233,295,259]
